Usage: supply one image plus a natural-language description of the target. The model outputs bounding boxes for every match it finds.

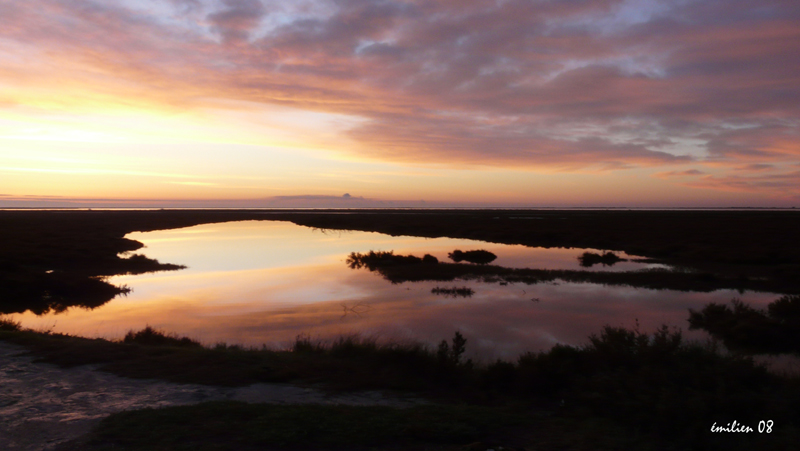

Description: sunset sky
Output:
[1,0,798,208]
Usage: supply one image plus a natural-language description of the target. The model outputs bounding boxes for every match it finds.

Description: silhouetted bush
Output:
[689,295,800,354]
[123,326,202,348]
[0,316,21,331]
[509,324,790,448]
[431,286,475,297]
[769,294,800,322]
[0,271,131,315]
[448,249,497,264]
[437,331,468,366]
[422,254,439,264]
[347,250,766,292]
[578,251,627,267]
[346,251,428,270]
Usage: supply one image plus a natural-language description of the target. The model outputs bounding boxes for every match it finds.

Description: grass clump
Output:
[346,250,784,293]
[123,326,202,348]
[431,286,475,298]
[499,324,800,450]
[689,295,800,354]
[577,251,627,267]
[448,249,497,265]
[287,333,473,391]
[346,250,439,271]
[345,250,451,272]
[0,315,21,331]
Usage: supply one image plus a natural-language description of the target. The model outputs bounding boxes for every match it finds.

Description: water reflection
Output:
[431,286,475,298]
[9,221,781,360]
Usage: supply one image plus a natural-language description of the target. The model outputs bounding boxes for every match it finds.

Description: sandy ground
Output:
[0,341,420,451]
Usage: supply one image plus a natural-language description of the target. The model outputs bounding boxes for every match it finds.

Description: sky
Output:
[1,0,799,208]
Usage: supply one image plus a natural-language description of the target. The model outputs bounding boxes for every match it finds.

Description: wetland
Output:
[1,209,799,450]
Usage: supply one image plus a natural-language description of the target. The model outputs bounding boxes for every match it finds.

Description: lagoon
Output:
[10,220,780,360]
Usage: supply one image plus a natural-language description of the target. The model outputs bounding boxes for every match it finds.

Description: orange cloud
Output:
[1,0,799,200]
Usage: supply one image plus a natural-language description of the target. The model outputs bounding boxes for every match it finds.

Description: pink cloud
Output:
[1,0,799,196]
[207,0,267,43]
[654,169,706,179]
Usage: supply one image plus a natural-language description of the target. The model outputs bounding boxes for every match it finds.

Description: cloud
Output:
[207,0,267,43]
[0,194,437,209]
[736,164,774,172]
[1,0,799,192]
[683,170,800,197]
[654,169,706,179]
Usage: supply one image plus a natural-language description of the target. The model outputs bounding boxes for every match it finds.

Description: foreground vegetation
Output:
[689,295,800,354]
[58,402,536,451]
[2,318,798,450]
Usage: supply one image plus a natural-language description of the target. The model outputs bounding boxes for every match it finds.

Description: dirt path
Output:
[0,341,420,451]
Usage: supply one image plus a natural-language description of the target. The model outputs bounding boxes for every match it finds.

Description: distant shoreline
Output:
[2,206,798,211]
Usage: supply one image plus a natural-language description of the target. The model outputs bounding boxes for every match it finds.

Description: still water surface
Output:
[12,221,780,360]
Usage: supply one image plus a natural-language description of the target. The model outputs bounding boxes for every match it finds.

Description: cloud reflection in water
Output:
[10,221,779,360]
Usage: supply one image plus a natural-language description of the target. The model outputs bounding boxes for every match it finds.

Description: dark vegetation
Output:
[689,295,800,354]
[0,270,134,315]
[0,315,21,331]
[448,249,497,265]
[270,209,800,293]
[346,250,439,270]
[0,210,234,314]
[0,323,794,451]
[123,325,203,348]
[346,250,781,293]
[59,402,532,451]
[578,251,627,267]
[431,286,475,298]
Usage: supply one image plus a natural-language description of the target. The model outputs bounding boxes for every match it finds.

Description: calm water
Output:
[11,220,781,360]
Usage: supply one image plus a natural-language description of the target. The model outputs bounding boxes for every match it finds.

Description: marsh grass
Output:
[346,250,438,270]
[0,315,21,331]
[347,250,790,293]
[60,402,537,451]
[577,251,627,267]
[689,295,800,354]
[431,286,475,298]
[2,322,798,450]
[123,325,202,348]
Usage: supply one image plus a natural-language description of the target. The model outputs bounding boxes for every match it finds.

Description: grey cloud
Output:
[208,0,267,43]
[1,0,799,182]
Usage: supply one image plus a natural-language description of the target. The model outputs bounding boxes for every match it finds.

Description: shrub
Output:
[123,326,201,347]
[447,250,497,265]
[0,315,21,331]
[689,296,800,354]
[577,251,627,267]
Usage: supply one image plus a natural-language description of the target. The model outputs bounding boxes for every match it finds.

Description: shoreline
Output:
[1,321,797,450]
[2,209,800,316]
